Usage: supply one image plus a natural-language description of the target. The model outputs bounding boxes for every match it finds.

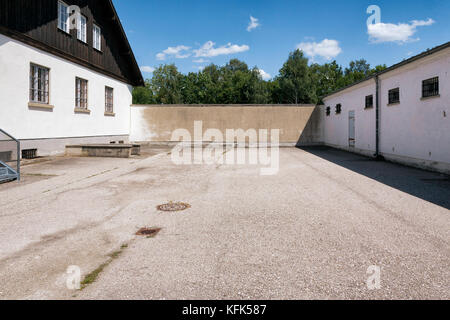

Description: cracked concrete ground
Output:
[0,147,448,300]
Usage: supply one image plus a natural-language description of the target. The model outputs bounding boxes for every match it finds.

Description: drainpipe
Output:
[375,75,380,159]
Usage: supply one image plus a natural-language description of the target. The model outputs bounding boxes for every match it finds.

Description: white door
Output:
[349,111,355,148]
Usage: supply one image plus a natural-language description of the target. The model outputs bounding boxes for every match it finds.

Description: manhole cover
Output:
[136,227,161,237]
[157,202,191,212]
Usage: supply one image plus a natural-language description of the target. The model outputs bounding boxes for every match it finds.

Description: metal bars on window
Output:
[388,88,400,104]
[105,87,114,113]
[76,78,88,109]
[422,77,439,98]
[29,64,49,104]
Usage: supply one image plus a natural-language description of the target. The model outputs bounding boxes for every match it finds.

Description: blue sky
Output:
[113,0,450,80]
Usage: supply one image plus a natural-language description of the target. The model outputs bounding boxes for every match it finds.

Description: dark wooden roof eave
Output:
[105,0,144,87]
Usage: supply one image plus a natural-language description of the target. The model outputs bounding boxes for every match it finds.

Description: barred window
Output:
[105,87,114,113]
[58,1,69,33]
[335,104,342,114]
[75,78,88,109]
[388,88,400,104]
[30,64,50,104]
[326,106,331,116]
[365,95,373,109]
[422,77,439,98]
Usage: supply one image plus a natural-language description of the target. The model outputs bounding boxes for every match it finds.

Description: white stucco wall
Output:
[323,81,377,157]
[323,47,450,173]
[0,34,132,141]
[379,49,450,169]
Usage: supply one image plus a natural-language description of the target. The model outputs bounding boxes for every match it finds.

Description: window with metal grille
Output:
[77,15,87,43]
[105,87,114,113]
[422,77,439,98]
[365,95,374,109]
[335,104,342,114]
[30,64,50,104]
[93,24,102,51]
[75,78,88,109]
[388,88,400,104]
[58,1,69,33]
[326,106,331,116]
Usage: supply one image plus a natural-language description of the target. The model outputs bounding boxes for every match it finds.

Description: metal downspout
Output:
[375,75,380,158]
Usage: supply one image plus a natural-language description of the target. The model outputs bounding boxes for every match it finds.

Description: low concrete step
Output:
[65,144,141,158]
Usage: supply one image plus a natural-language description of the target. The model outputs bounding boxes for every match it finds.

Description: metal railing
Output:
[0,128,20,183]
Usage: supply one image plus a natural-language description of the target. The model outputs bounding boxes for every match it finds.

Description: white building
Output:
[0,0,143,157]
[323,42,450,174]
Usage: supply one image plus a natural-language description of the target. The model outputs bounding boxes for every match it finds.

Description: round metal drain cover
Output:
[157,202,191,212]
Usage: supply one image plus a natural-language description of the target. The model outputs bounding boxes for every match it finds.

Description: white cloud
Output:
[368,18,435,43]
[156,45,191,60]
[258,69,271,80]
[193,58,209,63]
[297,39,342,61]
[194,41,250,58]
[247,16,260,32]
[140,66,155,73]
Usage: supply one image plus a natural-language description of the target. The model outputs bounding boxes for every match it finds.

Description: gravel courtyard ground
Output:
[0,147,448,300]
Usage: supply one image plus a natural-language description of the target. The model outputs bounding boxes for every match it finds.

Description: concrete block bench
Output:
[66,144,141,158]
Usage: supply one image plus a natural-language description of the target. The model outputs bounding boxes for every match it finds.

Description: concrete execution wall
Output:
[130,104,323,146]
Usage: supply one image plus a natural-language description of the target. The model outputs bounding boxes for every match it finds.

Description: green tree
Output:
[276,50,316,104]
[310,61,344,103]
[151,64,184,104]
[132,79,155,104]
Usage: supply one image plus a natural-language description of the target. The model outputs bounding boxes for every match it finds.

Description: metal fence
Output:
[0,129,20,183]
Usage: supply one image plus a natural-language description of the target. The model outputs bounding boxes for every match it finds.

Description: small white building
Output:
[0,0,143,157]
[323,42,450,174]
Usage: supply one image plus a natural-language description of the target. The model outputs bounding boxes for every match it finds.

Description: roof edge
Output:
[322,41,450,100]
[107,0,144,87]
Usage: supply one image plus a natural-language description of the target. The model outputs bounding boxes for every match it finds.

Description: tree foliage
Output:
[133,52,388,105]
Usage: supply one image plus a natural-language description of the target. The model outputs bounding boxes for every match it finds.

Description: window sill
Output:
[57,27,71,37]
[93,47,103,54]
[28,102,54,110]
[387,102,400,106]
[77,38,88,46]
[104,112,116,117]
[364,106,374,110]
[74,108,91,114]
[421,94,440,101]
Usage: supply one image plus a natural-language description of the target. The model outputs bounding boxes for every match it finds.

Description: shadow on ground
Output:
[300,146,450,210]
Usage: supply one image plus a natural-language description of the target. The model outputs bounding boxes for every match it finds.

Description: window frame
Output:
[77,14,87,43]
[365,95,374,109]
[75,77,89,110]
[326,106,331,116]
[105,86,114,114]
[57,1,70,33]
[422,77,439,99]
[29,64,50,105]
[93,24,102,51]
[388,88,400,105]
[335,104,342,115]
